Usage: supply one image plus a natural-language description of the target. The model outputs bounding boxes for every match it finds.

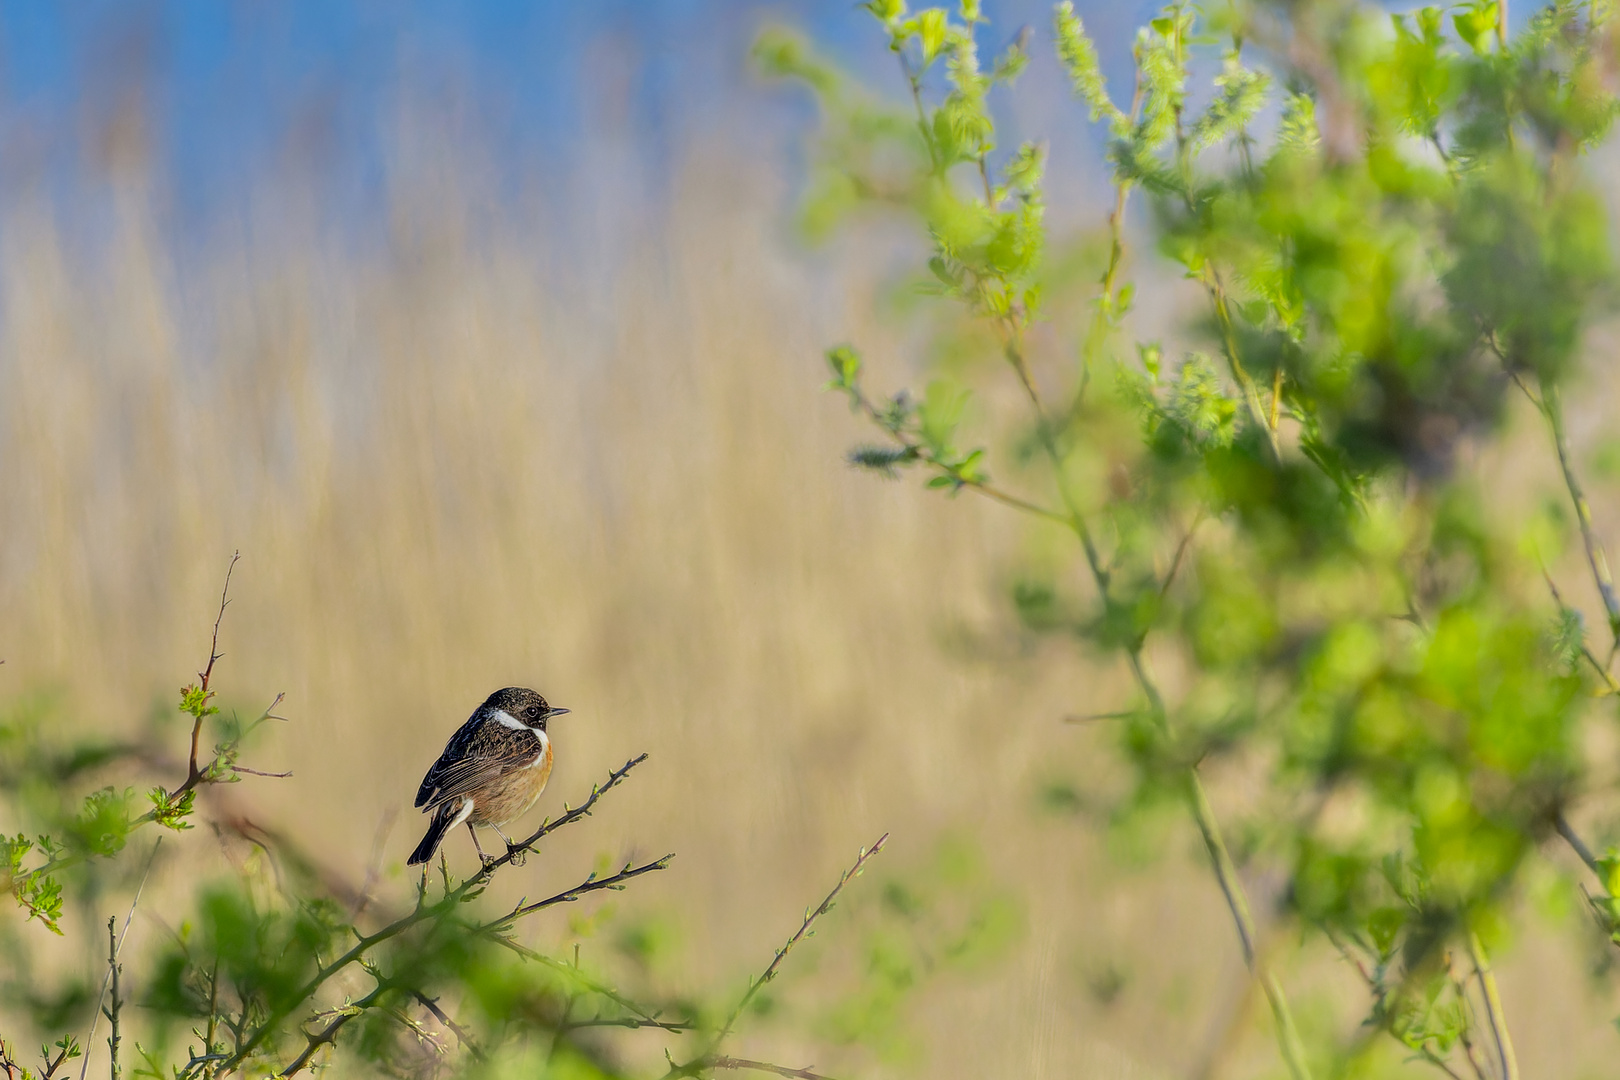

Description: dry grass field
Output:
[3,43,1620,1079]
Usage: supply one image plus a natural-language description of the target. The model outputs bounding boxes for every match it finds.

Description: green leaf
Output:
[824,345,862,393]
[864,0,907,23]
[1453,0,1499,53]
[1187,51,1269,151]
[918,8,949,64]
[1054,3,1128,135]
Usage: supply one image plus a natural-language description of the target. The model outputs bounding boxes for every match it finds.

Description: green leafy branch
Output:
[0,1037,80,1080]
[825,345,1064,521]
[3,553,289,932]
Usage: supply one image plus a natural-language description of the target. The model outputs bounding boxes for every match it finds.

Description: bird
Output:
[407,686,569,867]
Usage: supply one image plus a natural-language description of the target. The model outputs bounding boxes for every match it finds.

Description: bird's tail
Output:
[407,799,464,866]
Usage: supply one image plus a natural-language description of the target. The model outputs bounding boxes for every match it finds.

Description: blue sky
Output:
[0,0,1165,249]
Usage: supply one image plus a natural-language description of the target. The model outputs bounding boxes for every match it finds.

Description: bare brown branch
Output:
[708,1056,840,1080]
[716,833,887,1046]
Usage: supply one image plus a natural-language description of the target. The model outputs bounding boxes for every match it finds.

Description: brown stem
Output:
[709,1057,839,1080]
[169,553,240,801]
[105,919,121,1080]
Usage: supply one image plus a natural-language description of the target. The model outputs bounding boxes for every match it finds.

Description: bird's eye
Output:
[525,705,540,719]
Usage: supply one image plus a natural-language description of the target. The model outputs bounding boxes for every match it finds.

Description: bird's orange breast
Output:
[470,740,553,826]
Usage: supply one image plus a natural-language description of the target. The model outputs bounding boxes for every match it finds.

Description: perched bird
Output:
[407,686,569,866]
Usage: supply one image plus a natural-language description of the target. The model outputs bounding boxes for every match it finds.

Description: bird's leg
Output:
[493,825,525,866]
[467,822,494,869]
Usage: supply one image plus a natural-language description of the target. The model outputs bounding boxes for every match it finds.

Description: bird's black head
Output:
[482,686,570,730]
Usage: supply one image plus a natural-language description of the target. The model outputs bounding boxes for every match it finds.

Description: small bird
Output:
[407,686,569,867]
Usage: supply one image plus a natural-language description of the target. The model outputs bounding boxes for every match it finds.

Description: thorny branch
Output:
[411,993,486,1061]
[1,1038,78,1080]
[214,756,661,1076]
[708,1057,839,1080]
[277,981,391,1077]
[480,854,675,930]
[662,835,888,1080]
[717,833,887,1046]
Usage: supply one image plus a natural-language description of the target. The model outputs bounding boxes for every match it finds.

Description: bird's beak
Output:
[548,707,571,718]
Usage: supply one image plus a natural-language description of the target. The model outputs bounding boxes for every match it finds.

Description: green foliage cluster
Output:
[0,576,931,1080]
[765,0,1620,1072]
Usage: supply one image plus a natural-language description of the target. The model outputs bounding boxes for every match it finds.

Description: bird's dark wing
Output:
[414,714,541,810]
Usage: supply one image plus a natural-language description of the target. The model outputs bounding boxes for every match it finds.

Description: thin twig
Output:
[661,836,889,1080]
[80,840,161,1080]
[716,834,888,1046]
[1158,510,1205,604]
[1064,709,1141,723]
[490,937,695,1031]
[1542,569,1620,693]
[105,918,121,1080]
[481,855,675,928]
[1203,263,1282,463]
[411,993,486,1061]
[847,385,1069,526]
[175,553,239,800]
[1556,811,1602,875]
[1006,261,1309,1080]
[1467,931,1519,1080]
[1500,355,1620,651]
[1184,773,1310,1077]
[1545,386,1620,646]
[1449,970,1493,1080]
[708,1057,840,1080]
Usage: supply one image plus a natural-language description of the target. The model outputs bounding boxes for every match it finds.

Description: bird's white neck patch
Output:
[492,708,549,744]
[491,708,527,731]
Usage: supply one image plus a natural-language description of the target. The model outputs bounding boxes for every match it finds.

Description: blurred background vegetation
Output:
[3,1,1620,1077]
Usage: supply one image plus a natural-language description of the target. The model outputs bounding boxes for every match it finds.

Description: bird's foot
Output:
[504,841,527,867]
[479,853,497,872]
